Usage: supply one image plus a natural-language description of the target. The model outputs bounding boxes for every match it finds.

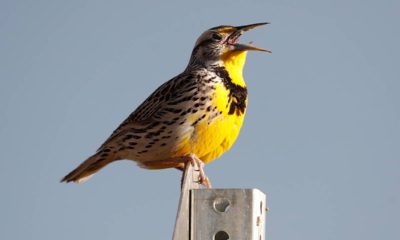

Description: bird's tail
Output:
[61,152,116,183]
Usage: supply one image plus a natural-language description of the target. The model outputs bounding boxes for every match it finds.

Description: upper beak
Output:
[230,22,271,53]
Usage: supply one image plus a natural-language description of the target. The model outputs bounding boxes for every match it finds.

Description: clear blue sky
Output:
[1,0,399,239]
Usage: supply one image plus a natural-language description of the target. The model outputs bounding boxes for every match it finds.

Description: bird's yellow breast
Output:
[179,51,249,163]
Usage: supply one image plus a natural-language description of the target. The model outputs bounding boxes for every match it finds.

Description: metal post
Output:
[191,189,266,240]
[173,165,267,240]
[172,164,200,240]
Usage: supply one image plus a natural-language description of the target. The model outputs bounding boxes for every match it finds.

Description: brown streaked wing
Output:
[97,72,198,151]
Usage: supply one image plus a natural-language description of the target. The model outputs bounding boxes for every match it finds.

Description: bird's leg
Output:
[192,155,212,188]
[175,154,212,188]
[187,154,212,188]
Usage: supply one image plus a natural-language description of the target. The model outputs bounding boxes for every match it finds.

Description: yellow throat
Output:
[221,50,248,87]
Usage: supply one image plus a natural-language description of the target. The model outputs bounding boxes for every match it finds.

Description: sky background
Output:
[1,0,399,239]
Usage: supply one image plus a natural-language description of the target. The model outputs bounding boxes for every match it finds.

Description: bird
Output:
[61,22,270,188]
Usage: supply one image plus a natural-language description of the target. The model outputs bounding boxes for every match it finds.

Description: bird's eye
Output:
[211,33,222,41]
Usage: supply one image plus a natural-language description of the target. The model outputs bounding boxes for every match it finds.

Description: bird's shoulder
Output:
[129,69,210,122]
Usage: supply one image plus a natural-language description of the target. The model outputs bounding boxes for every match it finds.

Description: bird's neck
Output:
[220,50,247,87]
[186,50,248,88]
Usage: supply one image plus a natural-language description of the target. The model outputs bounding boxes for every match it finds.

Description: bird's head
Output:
[188,22,270,68]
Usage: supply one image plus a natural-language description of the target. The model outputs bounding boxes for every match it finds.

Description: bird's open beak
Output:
[227,22,271,53]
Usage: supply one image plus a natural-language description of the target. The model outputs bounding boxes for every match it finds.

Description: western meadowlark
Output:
[62,22,270,188]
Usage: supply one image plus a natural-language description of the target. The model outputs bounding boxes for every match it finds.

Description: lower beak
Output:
[232,22,271,53]
[234,43,271,53]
